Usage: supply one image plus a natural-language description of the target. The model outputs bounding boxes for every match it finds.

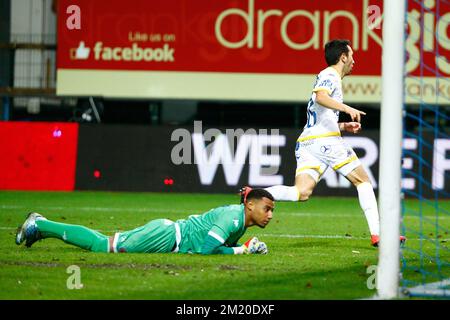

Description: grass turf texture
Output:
[0,191,448,300]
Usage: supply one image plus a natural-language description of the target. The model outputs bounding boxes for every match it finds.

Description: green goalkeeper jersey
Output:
[176,204,246,254]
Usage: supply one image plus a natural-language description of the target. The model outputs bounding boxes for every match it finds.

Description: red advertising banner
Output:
[0,122,79,191]
[56,0,450,103]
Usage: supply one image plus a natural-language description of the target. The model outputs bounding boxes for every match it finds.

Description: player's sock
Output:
[356,182,380,236]
[264,185,299,201]
[36,220,109,252]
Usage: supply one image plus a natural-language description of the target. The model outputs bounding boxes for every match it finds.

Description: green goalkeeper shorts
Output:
[109,219,179,253]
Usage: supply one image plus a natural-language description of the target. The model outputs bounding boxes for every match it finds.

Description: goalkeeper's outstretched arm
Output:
[200,233,237,255]
[200,232,268,255]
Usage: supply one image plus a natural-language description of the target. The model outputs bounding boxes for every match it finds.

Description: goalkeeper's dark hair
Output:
[246,188,274,202]
[324,39,351,66]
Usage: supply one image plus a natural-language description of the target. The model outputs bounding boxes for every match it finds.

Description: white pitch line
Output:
[264,234,450,241]
[258,234,450,241]
[2,205,448,220]
[287,213,358,218]
[259,233,366,240]
[0,226,447,241]
[0,205,192,214]
[288,213,450,220]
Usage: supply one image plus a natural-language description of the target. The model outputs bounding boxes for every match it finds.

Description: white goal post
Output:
[376,0,407,299]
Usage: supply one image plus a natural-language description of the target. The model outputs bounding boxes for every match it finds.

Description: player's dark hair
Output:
[246,188,274,202]
[324,39,351,66]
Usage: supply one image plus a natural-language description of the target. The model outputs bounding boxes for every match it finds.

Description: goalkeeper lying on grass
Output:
[15,189,273,255]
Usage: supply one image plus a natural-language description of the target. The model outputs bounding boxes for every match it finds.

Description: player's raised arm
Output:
[315,90,366,123]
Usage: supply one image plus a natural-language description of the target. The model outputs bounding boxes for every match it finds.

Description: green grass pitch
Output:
[0,191,448,300]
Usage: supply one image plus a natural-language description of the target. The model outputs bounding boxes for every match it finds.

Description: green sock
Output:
[36,219,109,253]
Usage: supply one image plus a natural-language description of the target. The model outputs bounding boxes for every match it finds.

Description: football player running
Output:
[241,39,405,247]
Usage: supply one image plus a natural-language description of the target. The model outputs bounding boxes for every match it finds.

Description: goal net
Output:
[400,0,450,298]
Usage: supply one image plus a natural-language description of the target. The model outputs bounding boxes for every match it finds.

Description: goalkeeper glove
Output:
[242,237,268,255]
